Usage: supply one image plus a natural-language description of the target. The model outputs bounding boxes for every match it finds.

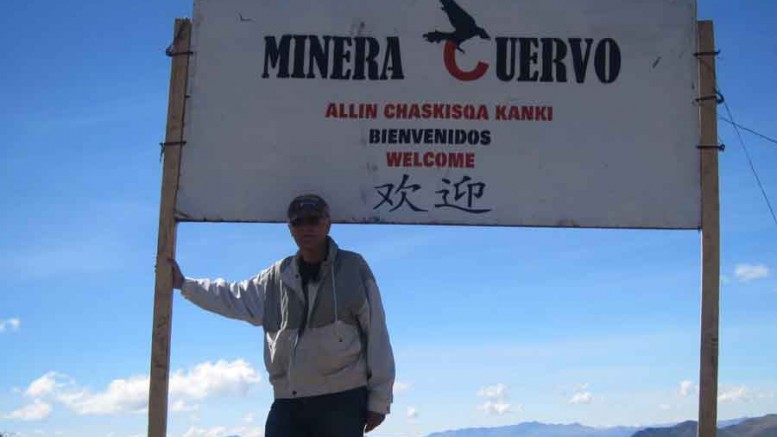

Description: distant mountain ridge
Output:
[426,421,641,437]
[220,414,777,437]
[423,414,777,437]
[633,414,777,437]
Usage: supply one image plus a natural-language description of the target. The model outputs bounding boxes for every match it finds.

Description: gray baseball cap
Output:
[287,194,330,221]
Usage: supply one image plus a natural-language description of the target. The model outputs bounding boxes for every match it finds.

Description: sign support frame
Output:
[146,16,721,437]
[148,18,191,437]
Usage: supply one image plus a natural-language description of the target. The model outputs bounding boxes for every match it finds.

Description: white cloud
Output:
[569,391,593,405]
[0,317,21,333]
[242,412,256,424]
[25,372,72,398]
[183,426,263,437]
[18,360,261,417]
[25,374,58,397]
[679,380,696,397]
[476,383,518,415]
[393,381,411,395]
[734,264,770,282]
[407,406,418,419]
[170,400,199,413]
[56,375,150,415]
[477,383,507,399]
[4,399,52,421]
[718,386,752,403]
[183,426,227,437]
[477,400,514,415]
[168,359,261,400]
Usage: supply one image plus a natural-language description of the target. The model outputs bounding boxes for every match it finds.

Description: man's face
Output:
[288,213,331,251]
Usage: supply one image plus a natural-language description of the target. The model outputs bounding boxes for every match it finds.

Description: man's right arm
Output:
[166,258,267,326]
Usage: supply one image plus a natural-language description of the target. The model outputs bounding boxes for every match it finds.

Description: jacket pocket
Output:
[318,321,362,376]
[264,329,297,382]
[294,321,362,383]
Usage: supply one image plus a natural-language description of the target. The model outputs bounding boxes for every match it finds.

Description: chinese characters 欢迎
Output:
[373,174,492,214]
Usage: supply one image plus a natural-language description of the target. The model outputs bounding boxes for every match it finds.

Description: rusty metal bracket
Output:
[697,143,725,151]
[159,141,187,160]
[166,50,193,57]
[695,91,725,105]
[165,24,193,57]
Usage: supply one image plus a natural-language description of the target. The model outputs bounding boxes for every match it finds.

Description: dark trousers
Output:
[265,387,368,437]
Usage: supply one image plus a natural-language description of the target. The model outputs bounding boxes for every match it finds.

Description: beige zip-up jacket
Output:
[181,238,395,414]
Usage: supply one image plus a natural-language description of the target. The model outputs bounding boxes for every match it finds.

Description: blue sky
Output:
[1,1,776,437]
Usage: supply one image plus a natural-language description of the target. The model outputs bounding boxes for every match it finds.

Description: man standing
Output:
[167,194,395,436]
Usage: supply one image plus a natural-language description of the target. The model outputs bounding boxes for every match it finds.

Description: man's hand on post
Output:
[364,411,385,433]
[158,256,184,290]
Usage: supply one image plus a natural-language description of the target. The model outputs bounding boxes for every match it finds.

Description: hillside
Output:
[426,421,640,437]
[632,414,777,437]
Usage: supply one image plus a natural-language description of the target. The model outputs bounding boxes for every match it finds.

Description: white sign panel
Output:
[179,0,700,228]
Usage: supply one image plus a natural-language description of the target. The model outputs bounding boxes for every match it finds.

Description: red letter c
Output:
[443,41,489,81]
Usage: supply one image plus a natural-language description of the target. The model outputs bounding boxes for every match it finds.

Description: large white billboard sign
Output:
[179,0,699,228]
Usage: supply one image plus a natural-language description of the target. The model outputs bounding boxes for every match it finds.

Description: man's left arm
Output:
[356,256,396,426]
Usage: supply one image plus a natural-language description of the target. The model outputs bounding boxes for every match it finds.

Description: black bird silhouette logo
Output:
[423,0,491,53]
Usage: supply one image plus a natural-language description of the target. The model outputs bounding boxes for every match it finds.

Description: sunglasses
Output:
[290,215,324,227]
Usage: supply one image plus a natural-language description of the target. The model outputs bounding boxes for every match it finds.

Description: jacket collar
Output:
[280,237,339,297]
